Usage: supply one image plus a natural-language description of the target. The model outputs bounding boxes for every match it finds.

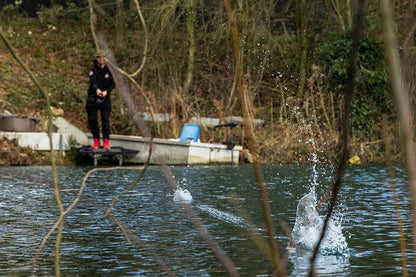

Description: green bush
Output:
[317,33,394,135]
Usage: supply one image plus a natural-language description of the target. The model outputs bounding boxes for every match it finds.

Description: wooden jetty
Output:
[78,146,139,166]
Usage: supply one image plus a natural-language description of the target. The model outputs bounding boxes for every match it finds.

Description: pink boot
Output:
[103,139,110,149]
[92,138,100,149]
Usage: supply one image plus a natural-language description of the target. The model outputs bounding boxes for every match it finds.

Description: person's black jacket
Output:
[87,60,115,106]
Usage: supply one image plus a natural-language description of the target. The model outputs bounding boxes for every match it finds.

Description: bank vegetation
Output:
[0,1,415,164]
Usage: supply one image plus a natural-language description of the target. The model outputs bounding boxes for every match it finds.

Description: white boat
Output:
[0,116,242,165]
[87,134,242,165]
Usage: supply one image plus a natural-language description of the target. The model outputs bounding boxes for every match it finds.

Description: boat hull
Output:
[90,134,241,165]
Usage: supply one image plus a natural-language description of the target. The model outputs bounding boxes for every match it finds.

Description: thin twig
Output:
[88,4,239,274]
[380,0,416,258]
[0,26,65,277]
[383,121,408,276]
[129,0,149,77]
[105,138,153,217]
[223,0,285,275]
[82,168,175,277]
[309,1,368,276]
[30,166,145,274]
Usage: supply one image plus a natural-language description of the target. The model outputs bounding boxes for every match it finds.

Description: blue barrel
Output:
[179,123,200,142]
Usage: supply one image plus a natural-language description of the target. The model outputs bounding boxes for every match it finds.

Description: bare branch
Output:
[309,1,368,276]
[381,0,416,257]
[0,26,65,277]
[223,1,286,275]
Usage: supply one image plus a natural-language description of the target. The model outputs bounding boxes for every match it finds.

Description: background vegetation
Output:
[1,0,415,164]
[2,1,416,276]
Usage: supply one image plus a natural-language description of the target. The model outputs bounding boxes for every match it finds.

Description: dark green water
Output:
[0,164,413,276]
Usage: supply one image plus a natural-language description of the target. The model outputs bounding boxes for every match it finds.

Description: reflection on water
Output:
[0,164,414,276]
[289,249,350,277]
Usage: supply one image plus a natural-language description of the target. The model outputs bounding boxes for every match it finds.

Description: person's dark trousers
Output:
[100,104,111,140]
[86,103,111,140]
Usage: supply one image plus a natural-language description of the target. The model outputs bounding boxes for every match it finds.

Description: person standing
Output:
[86,50,115,149]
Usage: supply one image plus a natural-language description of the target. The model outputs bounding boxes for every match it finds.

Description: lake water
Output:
[0,164,414,276]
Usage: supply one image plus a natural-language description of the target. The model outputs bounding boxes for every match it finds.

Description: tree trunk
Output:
[183,0,195,96]
[115,0,126,53]
[398,0,416,130]
[294,0,312,98]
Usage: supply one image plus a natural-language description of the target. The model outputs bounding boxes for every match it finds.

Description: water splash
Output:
[173,188,193,203]
[310,152,319,188]
[289,193,350,277]
[290,192,348,256]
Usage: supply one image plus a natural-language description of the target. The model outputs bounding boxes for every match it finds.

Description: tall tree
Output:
[397,0,416,127]
[323,0,354,31]
[183,0,195,96]
[115,0,126,53]
[223,1,286,276]
[294,0,313,98]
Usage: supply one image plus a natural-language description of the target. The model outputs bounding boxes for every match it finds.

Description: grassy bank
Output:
[0,10,401,165]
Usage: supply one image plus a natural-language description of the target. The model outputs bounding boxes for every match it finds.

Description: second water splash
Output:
[173,187,193,203]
